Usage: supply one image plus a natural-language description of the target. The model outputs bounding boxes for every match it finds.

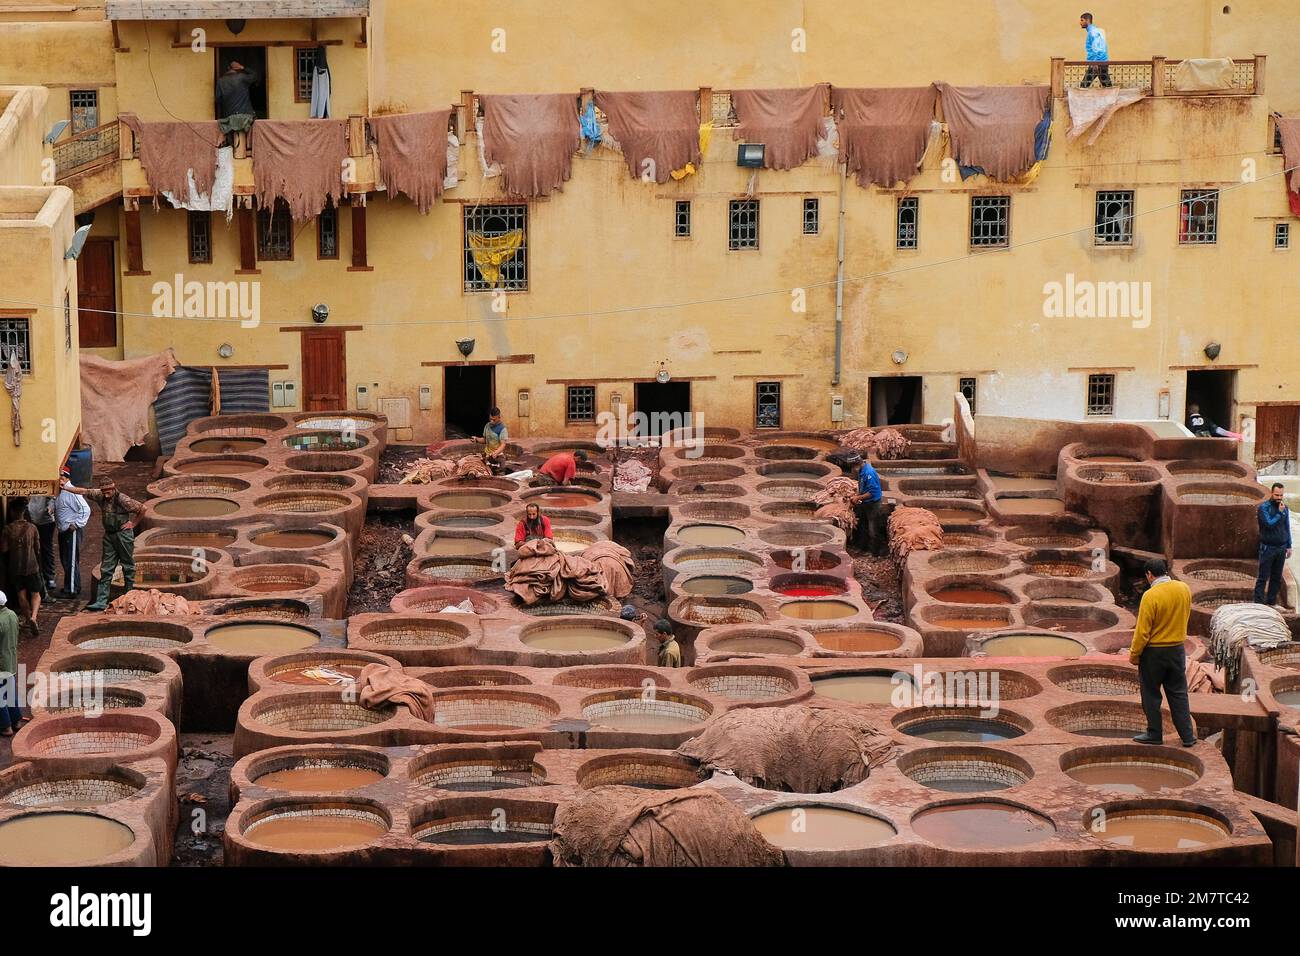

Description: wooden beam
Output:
[279,324,362,332]
[237,206,257,273]
[123,207,145,273]
[422,355,536,367]
[348,198,370,271]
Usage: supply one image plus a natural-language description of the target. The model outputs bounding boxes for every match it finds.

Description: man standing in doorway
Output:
[850,460,885,556]
[1187,403,1241,440]
[1130,559,1196,748]
[1255,482,1291,606]
[215,60,259,145]
[55,467,90,599]
[61,477,145,612]
[1079,13,1112,88]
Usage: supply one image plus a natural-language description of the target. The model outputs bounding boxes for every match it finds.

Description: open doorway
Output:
[868,375,923,426]
[634,381,691,437]
[444,366,494,439]
[1185,370,1236,434]
[215,46,268,119]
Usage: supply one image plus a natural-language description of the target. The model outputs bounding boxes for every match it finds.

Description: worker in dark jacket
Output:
[215,61,259,137]
[1255,482,1292,606]
[850,460,885,555]
[61,477,146,612]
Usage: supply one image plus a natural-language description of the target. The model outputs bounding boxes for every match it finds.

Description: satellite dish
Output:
[64,224,93,260]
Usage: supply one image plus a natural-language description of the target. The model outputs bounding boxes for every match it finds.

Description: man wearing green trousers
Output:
[61,477,145,612]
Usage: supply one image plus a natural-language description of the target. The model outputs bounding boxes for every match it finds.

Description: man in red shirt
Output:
[537,449,588,486]
[514,503,553,547]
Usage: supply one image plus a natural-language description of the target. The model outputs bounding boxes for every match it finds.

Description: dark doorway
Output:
[634,381,691,437]
[1185,370,1236,434]
[215,46,268,119]
[77,237,116,348]
[300,329,346,411]
[444,365,494,439]
[869,375,923,426]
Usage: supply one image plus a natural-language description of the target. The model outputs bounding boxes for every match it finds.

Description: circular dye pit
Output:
[529,491,599,509]
[710,633,804,656]
[901,716,1026,743]
[143,531,237,550]
[582,693,711,732]
[1089,809,1229,850]
[676,524,746,546]
[1275,690,1300,707]
[256,765,385,792]
[679,575,754,596]
[980,634,1087,658]
[770,549,842,572]
[0,813,135,865]
[762,436,841,451]
[206,623,319,655]
[153,496,240,518]
[778,600,858,621]
[1064,757,1199,794]
[0,773,142,808]
[175,457,266,474]
[426,513,501,529]
[912,802,1055,849]
[1047,703,1153,739]
[1048,665,1140,696]
[813,672,910,705]
[687,666,798,702]
[428,491,510,510]
[72,624,191,651]
[758,526,834,548]
[417,822,551,845]
[923,507,983,522]
[252,530,336,550]
[577,753,701,790]
[812,628,903,653]
[753,806,895,851]
[425,536,498,556]
[520,623,630,652]
[775,584,845,598]
[931,587,1013,605]
[900,750,1033,793]
[190,437,265,454]
[272,664,363,685]
[244,807,388,851]
[996,497,1065,515]
[1079,454,1138,463]
[925,611,1010,631]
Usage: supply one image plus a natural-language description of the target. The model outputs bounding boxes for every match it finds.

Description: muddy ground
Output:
[344,509,416,614]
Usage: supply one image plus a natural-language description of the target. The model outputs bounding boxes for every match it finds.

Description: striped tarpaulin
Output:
[153,366,212,455]
[216,368,271,414]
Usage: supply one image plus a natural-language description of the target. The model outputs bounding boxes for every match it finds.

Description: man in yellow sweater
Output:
[1129,558,1196,747]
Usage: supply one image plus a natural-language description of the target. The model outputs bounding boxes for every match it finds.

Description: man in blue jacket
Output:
[1079,13,1112,88]
[851,460,885,555]
[1255,482,1292,606]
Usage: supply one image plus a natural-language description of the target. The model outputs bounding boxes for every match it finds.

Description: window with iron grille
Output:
[1275,222,1290,249]
[1179,189,1219,244]
[959,376,977,414]
[187,211,212,264]
[566,385,596,423]
[295,48,316,103]
[970,196,1010,247]
[896,196,919,249]
[728,199,759,250]
[1086,373,1115,417]
[0,318,31,373]
[464,203,528,292]
[257,202,293,261]
[318,204,339,259]
[756,381,782,429]
[64,292,72,352]
[674,200,691,238]
[1273,117,1284,154]
[1094,190,1134,245]
[802,198,820,235]
[69,90,99,134]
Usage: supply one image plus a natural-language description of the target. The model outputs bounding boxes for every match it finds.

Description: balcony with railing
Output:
[1051,55,1266,97]
[53,120,119,180]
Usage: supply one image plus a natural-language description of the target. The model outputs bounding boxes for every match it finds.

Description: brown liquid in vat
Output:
[426,537,495,556]
[150,532,234,548]
[680,576,753,596]
[912,802,1054,848]
[191,438,264,453]
[779,600,857,620]
[712,636,800,655]
[996,498,1065,515]
[207,623,319,654]
[933,616,1006,630]
[246,814,386,851]
[1094,814,1228,849]
[1083,455,1137,463]
[1032,617,1106,633]
[753,806,894,850]
[814,630,902,652]
[1066,762,1196,793]
[932,588,1012,605]
[176,459,262,474]
[926,508,979,521]
[593,712,700,731]
[522,626,628,651]
[432,492,507,510]
[154,497,240,518]
[981,635,1086,657]
[0,813,134,864]
[677,524,746,546]
[255,767,384,792]
[814,674,907,704]
[1275,690,1300,707]
[534,492,596,508]
[254,531,334,549]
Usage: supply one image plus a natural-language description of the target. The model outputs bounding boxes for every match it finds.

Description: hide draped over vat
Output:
[677,705,896,794]
[106,589,201,616]
[79,349,178,463]
[120,114,224,203]
[250,119,349,221]
[506,538,611,605]
[369,110,452,214]
[358,664,435,722]
[831,86,937,187]
[550,786,785,867]
[730,85,828,170]
[888,505,945,560]
[481,94,582,199]
[580,540,635,599]
[936,83,1051,182]
[1208,603,1293,686]
[594,90,701,184]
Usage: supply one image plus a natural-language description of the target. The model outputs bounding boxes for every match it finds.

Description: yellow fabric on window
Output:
[467,229,524,286]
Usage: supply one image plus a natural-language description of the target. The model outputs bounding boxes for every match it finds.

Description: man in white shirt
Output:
[55,467,91,599]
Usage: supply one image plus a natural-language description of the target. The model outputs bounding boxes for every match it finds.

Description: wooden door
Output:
[1256,405,1300,464]
[76,238,116,348]
[300,330,347,411]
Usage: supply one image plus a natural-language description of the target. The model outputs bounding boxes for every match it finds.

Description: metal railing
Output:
[53,120,120,179]
[1054,56,1264,96]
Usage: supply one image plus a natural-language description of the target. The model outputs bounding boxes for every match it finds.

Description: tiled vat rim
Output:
[1242,645,1300,726]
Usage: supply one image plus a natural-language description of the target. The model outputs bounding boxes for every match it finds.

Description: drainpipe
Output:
[832,157,847,387]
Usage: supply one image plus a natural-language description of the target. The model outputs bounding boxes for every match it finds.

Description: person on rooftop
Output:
[1078,12,1113,88]
[1255,482,1292,607]
[1129,559,1196,748]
